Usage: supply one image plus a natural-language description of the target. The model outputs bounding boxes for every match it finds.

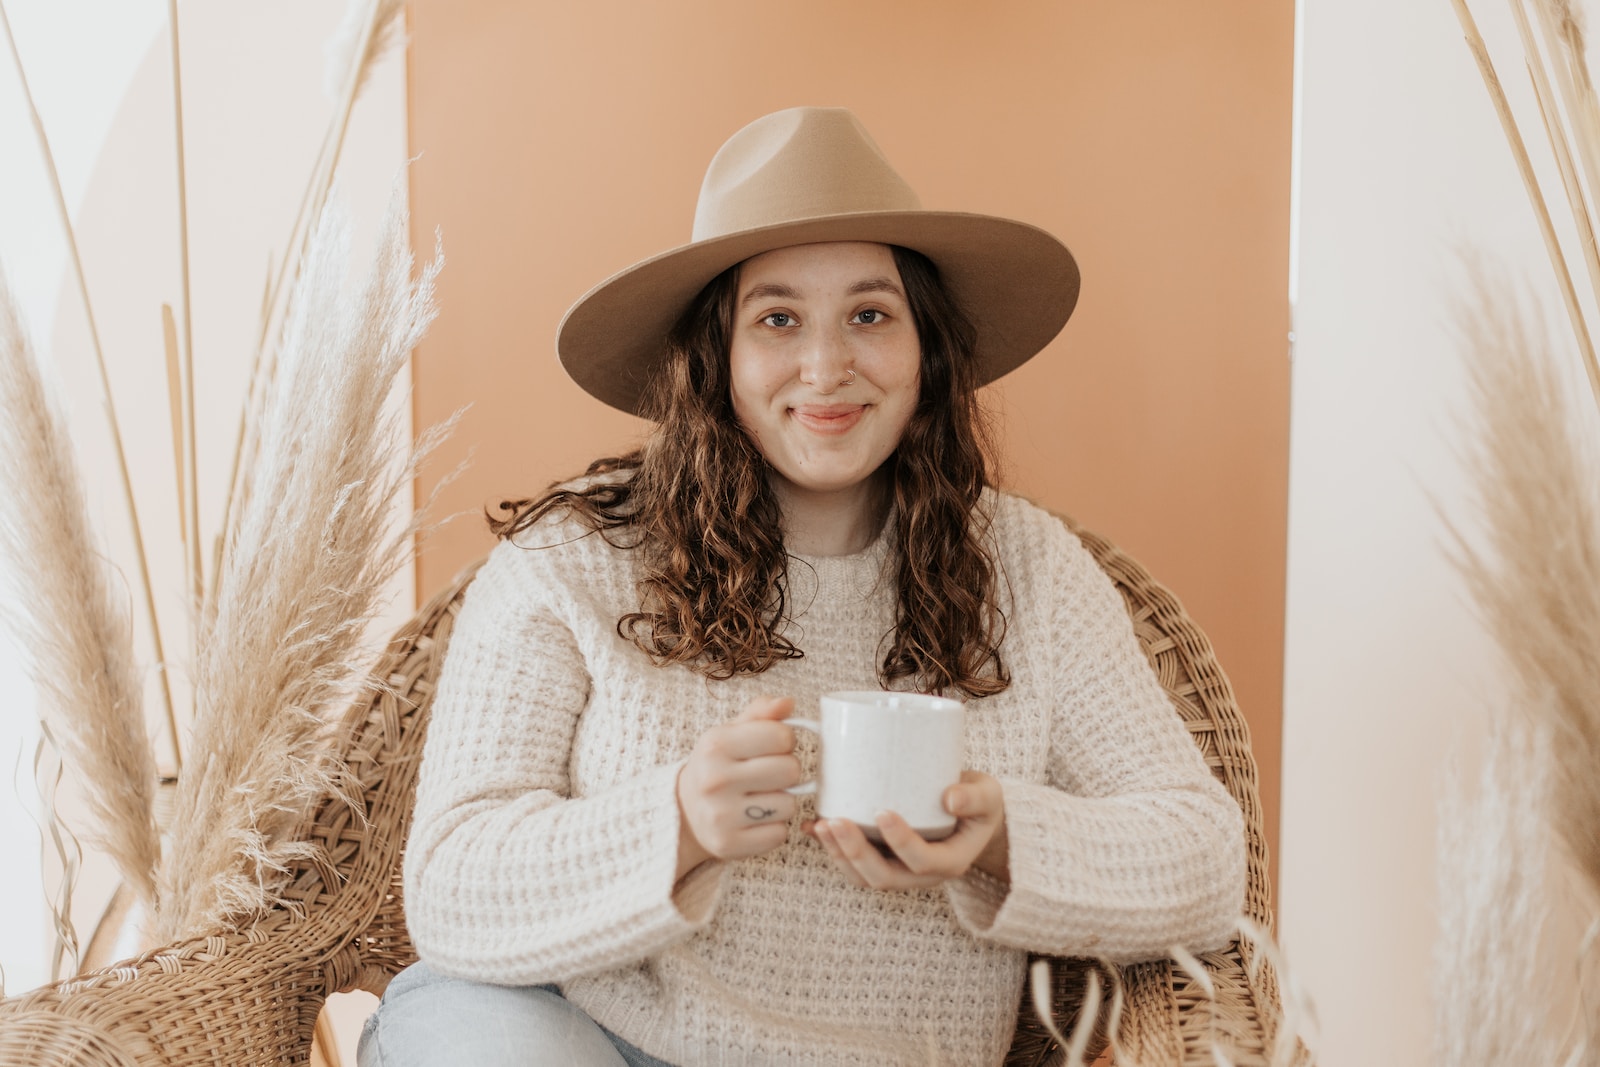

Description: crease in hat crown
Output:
[690,107,922,242]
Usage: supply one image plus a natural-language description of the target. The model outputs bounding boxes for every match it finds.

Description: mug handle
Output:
[782,717,820,795]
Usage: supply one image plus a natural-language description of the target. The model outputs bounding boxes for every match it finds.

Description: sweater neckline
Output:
[783,510,896,611]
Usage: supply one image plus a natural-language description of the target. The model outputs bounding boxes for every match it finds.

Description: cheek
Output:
[892,369,923,426]
[727,371,766,432]
[726,346,760,422]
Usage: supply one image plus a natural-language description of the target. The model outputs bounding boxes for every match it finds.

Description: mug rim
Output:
[820,690,965,714]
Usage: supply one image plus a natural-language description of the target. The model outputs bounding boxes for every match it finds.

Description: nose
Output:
[796,326,853,393]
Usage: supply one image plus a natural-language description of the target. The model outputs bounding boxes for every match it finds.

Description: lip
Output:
[790,404,867,435]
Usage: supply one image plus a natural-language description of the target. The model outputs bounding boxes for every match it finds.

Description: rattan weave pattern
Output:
[0,517,1305,1067]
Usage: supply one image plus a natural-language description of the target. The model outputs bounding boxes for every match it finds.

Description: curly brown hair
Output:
[492,245,1009,698]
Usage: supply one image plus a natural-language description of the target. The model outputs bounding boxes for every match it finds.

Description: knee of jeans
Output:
[359,966,622,1067]
[357,1009,382,1067]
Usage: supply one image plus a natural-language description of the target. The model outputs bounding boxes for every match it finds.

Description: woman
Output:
[359,107,1246,1067]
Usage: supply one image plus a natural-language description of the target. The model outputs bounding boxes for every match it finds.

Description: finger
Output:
[726,820,789,860]
[734,695,795,723]
[705,720,799,762]
[876,811,974,879]
[734,791,797,828]
[944,772,1003,821]
[692,804,789,861]
[827,819,942,890]
[721,753,805,792]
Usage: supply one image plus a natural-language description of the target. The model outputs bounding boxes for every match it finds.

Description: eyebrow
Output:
[738,277,905,308]
[739,282,799,308]
[847,277,905,298]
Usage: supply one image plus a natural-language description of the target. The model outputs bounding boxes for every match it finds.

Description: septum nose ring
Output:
[840,368,857,387]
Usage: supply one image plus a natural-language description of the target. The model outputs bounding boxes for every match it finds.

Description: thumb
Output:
[944,786,971,817]
[735,695,795,722]
[945,776,991,818]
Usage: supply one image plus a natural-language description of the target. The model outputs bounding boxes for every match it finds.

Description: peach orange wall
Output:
[407,3,1293,890]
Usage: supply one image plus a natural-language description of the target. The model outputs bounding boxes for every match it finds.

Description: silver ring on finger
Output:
[744,804,778,823]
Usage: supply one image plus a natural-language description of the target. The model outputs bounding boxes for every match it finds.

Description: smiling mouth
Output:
[790,405,867,434]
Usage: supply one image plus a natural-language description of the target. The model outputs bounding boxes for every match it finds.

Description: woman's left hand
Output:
[805,771,1009,890]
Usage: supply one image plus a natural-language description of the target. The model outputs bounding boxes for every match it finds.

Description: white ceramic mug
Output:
[785,691,965,841]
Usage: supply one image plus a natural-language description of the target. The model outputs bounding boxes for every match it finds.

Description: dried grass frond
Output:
[323,0,406,103]
[1028,959,1070,1052]
[1432,715,1565,1065]
[1235,918,1320,1067]
[0,270,161,906]
[156,186,445,942]
[0,0,181,753]
[1166,928,1317,1067]
[1451,264,1600,906]
[33,724,83,983]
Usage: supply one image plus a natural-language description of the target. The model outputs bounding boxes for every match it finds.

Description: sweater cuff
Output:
[628,761,727,939]
[948,776,1245,961]
[946,779,1101,953]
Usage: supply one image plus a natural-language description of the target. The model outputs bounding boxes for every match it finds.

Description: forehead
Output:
[736,241,902,292]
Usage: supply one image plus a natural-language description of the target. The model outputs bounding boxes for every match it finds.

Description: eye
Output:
[853,308,887,325]
[761,312,795,328]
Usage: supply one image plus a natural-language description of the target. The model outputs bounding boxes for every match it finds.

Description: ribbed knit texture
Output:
[403,491,1246,1067]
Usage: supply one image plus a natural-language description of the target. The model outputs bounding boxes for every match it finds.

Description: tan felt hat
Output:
[556,106,1081,416]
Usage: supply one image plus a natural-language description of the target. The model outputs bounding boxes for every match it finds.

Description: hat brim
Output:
[556,211,1080,416]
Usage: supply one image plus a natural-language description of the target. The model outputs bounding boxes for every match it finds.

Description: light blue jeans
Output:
[357,961,676,1067]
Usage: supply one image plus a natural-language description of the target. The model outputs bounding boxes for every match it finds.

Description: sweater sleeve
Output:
[402,539,725,985]
[946,520,1246,963]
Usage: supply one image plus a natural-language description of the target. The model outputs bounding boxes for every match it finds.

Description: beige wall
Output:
[408,2,1293,887]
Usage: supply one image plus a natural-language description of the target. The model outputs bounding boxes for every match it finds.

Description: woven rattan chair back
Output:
[0,516,1300,1067]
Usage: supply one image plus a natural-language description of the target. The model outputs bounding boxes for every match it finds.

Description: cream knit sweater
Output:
[403,490,1246,1067]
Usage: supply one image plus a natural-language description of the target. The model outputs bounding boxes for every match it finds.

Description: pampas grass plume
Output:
[0,268,161,907]
[323,0,406,103]
[1433,715,1565,1066]
[1441,262,1600,1063]
[156,185,447,942]
[1452,264,1600,908]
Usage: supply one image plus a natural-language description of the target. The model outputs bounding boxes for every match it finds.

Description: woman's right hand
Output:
[675,695,803,877]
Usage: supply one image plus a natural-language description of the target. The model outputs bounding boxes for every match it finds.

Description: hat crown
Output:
[691,107,923,242]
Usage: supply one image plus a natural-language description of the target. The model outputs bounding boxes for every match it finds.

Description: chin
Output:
[779,465,888,497]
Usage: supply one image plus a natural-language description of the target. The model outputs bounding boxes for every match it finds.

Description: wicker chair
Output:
[0,516,1305,1066]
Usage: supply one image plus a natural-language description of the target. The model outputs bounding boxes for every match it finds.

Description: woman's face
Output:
[728,241,921,504]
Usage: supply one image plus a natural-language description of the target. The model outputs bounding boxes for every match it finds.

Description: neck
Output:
[772,470,891,557]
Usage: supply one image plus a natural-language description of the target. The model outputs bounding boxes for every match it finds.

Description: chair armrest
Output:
[0,911,335,1067]
[1114,938,1311,1067]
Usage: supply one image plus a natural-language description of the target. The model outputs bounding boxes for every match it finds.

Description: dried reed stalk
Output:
[166,0,202,629]
[1450,0,1600,408]
[1532,0,1600,217]
[1432,713,1567,1066]
[1509,0,1600,317]
[0,271,161,907]
[155,189,445,942]
[1451,265,1600,910]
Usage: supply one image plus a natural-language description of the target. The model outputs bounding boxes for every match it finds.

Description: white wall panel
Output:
[1285,0,1575,1062]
